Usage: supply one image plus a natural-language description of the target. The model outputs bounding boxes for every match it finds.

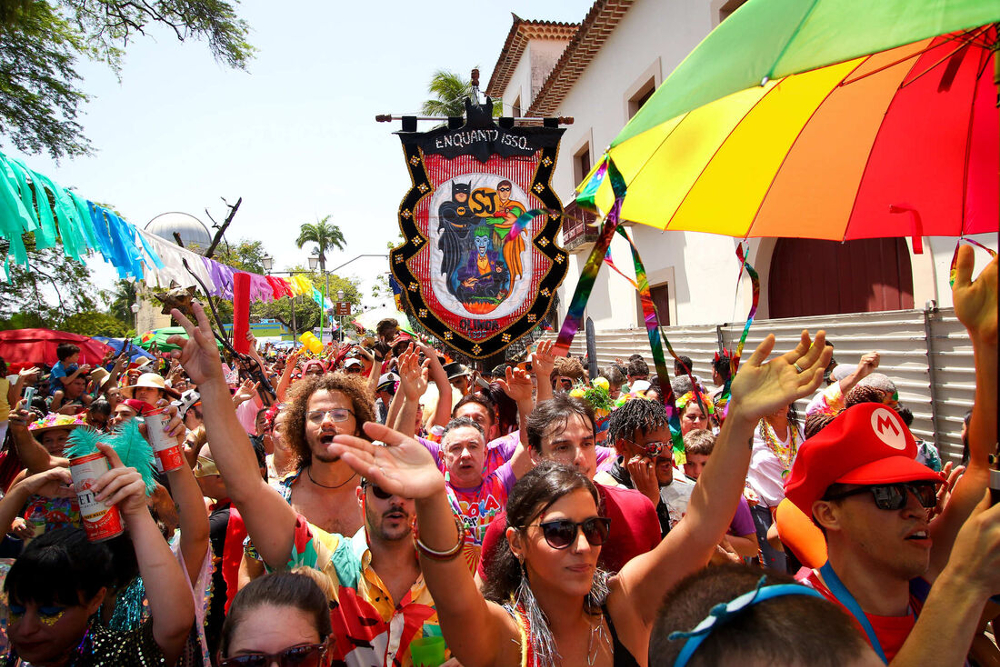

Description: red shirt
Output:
[477,482,661,580]
[797,568,917,662]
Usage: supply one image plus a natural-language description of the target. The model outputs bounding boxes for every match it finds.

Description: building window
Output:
[719,0,748,22]
[512,94,522,117]
[650,282,670,326]
[628,78,656,119]
[574,143,592,184]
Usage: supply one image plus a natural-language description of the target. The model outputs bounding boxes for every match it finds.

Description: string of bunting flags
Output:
[0,150,333,310]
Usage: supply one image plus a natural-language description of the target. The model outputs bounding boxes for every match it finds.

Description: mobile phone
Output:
[990,468,1000,506]
[23,385,36,406]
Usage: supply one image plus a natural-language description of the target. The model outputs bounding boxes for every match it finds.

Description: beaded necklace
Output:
[758,418,798,476]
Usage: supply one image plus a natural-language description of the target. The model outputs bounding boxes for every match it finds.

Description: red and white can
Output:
[144,408,184,472]
[69,452,125,542]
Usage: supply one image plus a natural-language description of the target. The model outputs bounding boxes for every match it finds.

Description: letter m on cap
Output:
[875,414,899,437]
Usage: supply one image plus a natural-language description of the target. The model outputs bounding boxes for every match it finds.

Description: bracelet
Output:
[411,514,467,561]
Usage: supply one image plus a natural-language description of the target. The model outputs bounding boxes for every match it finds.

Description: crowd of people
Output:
[0,245,994,667]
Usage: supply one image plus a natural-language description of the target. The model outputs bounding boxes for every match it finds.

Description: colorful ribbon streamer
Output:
[614,225,686,456]
[503,208,549,243]
[720,242,760,405]
[949,238,996,287]
[554,157,623,356]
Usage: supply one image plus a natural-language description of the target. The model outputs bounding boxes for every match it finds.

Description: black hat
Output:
[443,362,471,380]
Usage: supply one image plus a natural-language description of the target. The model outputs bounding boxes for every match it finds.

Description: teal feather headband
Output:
[64,420,158,495]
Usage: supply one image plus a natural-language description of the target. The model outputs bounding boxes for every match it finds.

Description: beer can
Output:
[69,452,125,542]
[144,408,184,472]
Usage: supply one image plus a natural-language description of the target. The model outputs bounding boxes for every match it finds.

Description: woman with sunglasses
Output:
[218,570,333,667]
[330,331,832,667]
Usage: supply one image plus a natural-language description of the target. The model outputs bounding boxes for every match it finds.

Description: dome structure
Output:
[145,212,213,254]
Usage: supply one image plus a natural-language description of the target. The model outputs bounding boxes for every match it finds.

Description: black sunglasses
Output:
[824,482,938,511]
[218,643,327,667]
[534,517,611,550]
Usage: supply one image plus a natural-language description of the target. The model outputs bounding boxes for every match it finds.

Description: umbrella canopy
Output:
[352,307,415,335]
[133,327,223,352]
[91,336,155,363]
[581,0,1000,239]
[0,329,113,367]
[585,27,997,239]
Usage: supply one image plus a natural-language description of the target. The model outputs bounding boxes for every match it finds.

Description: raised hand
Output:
[728,331,831,424]
[233,378,259,406]
[398,345,429,401]
[168,303,225,387]
[531,340,556,379]
[953,244,998,345]
[496,366,533,404]
[330,422,446,499]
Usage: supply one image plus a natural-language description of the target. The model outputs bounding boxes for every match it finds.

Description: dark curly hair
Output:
[284,374,376,466]
[483,461,600,605]
[606,397,668,455]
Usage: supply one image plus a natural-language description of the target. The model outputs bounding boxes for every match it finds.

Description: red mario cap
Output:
[784,403,944,516]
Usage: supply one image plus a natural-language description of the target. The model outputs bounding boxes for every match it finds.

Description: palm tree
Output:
[422,69,503,117]
[422,70,471,117]
[296,216,346,319]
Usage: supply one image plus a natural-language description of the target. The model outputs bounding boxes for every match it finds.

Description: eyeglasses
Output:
[218,643,328,667]
[559,378,574,389]
[533,517,611,550]
[824,482,938,511]
[626,440,669,459]
[345,366,363,374]
[306,408,354,424]
[363,482,393,500]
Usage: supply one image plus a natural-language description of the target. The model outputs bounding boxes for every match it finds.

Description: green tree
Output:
[296,216,346,308]
[0,234,101,328]
[0,0,254,159]
[61,311,128,338]
[421,69,503,117]
[213,238,266,274]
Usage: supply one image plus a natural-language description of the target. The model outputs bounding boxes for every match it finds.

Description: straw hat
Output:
[122,372,181,399]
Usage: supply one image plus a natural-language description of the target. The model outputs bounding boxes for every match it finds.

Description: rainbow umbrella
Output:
[580,0,999,240]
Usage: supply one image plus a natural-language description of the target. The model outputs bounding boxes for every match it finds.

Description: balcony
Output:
[561,201,599,252]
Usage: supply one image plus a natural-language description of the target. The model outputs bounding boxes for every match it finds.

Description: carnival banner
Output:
[390,99,568,359]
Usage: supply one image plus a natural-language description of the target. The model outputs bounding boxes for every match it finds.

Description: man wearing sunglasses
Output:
[786,398,1000,664]
[599,397,695,537]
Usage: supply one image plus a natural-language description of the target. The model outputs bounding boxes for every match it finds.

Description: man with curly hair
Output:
[275,373,376,536]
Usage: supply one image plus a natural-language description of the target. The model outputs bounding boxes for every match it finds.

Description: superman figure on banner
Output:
[458,225,508,304]
[438,182,478,298]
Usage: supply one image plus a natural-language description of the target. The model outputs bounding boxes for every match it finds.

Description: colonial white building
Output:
[485,0,997,331]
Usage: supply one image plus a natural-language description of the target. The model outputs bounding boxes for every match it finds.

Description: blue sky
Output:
[7,0,592,305]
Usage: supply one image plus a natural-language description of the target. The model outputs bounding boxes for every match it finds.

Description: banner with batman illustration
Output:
[390,99,568,360]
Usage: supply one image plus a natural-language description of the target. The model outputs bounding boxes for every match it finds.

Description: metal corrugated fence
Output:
[551,308,974,463]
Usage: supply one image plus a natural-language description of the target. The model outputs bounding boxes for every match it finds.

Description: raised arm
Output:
[394,345,427,438]
[330,422,514,667]
[928,246,997,577]
[92,443,194,665]
[531,340,556,403]
[275,350,301,402]
[494,366,535,479]
[7,407,67,474]
[168,304,298,569]
[421,343,453,429]
[612,331,831,627]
